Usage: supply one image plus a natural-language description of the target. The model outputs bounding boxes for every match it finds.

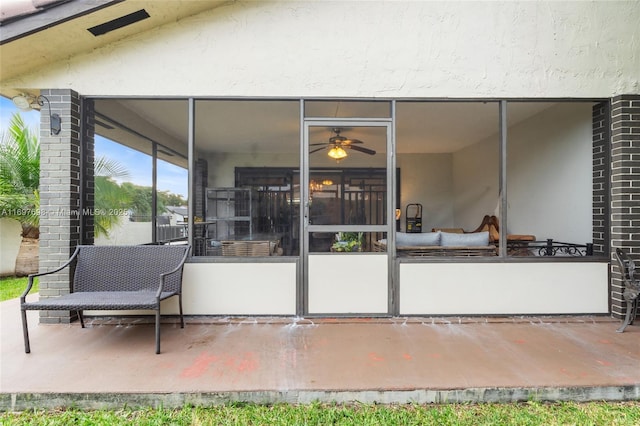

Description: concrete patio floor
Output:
[1,296,639,410]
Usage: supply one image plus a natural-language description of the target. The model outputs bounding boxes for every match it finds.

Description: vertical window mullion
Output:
[499,100,508,257]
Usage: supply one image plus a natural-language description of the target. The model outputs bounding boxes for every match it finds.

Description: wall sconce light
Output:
[395,209,402,220]
[12,93,61,135]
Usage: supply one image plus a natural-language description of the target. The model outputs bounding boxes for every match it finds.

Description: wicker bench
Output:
[20,244,190,354]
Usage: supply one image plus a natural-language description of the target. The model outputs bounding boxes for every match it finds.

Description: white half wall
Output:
[400,262,609,315]
[182,262,297,315]
[0,218,22,276]
[308,254,388,314]
[95,220,152,246]
[87,261,297,316]
[6,2,639,98]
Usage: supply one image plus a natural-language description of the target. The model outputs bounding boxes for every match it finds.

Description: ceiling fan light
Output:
[327,146,347,160]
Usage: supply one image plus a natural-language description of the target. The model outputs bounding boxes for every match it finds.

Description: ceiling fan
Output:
[310,128,376,160]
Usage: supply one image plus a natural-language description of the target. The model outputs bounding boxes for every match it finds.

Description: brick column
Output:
[81,99,95,245]
[610,94,640,319]
[38,89,82,324]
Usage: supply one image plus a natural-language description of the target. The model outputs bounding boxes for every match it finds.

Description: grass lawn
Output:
[1,402,639,425]
[0,276,36,302]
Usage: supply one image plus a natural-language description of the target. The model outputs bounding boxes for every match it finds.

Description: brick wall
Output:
[38,89,82,324]
[592,102,610,256]
[610,94,640,319]
[81,99,95,245]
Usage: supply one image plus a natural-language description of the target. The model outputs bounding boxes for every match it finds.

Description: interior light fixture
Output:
[11,93,61,135]
[309,179,323,192]
[327,146,347,160]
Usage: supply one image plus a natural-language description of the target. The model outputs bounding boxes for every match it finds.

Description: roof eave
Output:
[0,0,123,45]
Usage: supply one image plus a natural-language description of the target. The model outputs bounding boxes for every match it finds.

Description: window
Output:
[395,101,500,256]
[193,100,300,256]
[505,102,596,257]
[94,135,153,245]
[93,99,189,246]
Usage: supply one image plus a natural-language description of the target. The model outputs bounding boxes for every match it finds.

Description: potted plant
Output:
[331,232,364,252]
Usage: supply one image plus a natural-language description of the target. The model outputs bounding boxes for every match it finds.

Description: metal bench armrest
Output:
[20,246,81,302]
[156,245,190,298]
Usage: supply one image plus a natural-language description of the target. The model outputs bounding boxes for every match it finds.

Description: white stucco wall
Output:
[0,218,22,276]
[5,1,639,98]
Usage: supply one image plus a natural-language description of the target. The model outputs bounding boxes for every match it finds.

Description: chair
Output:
[470,215,500,242]
[470,215,536,255]
[613,248,640,332]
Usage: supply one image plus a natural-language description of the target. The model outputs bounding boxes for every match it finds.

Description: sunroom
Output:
[84,97,609,317]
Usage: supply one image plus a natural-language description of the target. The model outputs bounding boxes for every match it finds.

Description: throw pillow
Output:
[440,231,489,247]
[396,231,441,246]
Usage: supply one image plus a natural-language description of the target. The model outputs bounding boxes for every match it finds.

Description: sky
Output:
[0,95,40,130]
[1,96,188,199]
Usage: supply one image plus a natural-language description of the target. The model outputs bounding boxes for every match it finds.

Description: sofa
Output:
[373,230,497,256]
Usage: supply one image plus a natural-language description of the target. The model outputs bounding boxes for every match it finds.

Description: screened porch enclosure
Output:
[88,98,608,317]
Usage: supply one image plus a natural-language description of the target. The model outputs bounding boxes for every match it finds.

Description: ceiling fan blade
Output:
[310,146,327,154]
[342,138,364,145]
[310,142,328,146]
[349,145,376,155]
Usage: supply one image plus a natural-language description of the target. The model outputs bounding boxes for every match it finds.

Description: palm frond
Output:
[0,113,40,234]
[95,156,130,179]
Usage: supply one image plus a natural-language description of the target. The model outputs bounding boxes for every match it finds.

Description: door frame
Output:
[300,116,396,316]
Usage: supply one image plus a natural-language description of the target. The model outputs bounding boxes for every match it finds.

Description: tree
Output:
[158,190,187,208]
[94,160,187,234]
[0,113,40,238]
[94,157,131,237]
